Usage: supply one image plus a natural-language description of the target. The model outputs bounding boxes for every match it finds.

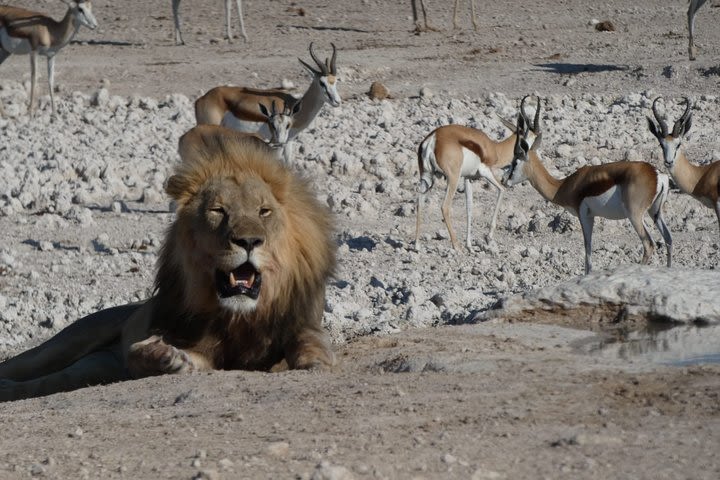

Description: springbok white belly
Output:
[460,147,495,181]
[221,112,270,139]
[582,185,627,219]
[0,30,58,56]
[0,30,32,54]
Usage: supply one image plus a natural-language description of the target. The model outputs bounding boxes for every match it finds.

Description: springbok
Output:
[415,104,540,250]
[502,96,672,274]
[687,0,708,60]
[0,0,98,115]
[195,43,341,164]
[171,0,247,46]
[195,99,300,158]
[648,96,720,237]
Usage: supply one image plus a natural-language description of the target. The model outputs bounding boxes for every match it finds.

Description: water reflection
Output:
[577,323,720,366]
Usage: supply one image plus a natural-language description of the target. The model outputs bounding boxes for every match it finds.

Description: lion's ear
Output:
[166,174,194,203]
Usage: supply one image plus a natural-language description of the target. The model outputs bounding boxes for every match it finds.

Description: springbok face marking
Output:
[502,96,543,187]
[319,75,341,107]
[298,43,341,107]
[74,1,99,30]
[647,96,693,171]
[258,100,301,147]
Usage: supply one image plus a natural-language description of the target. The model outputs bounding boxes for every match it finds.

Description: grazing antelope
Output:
[687,0,708,60]
[195,43,341,164]
[172,0,247,46]
[648,96,720,237]
[415,104,540,250]
[0,0,98,115]
[502,96,672,274]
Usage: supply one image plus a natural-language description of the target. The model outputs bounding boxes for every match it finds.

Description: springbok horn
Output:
[672,97,692,136]
[495,113,517,133]
[330,43,337,74]
[519,95,532,133]
[308,43,328,74]
[652,97,669,137]
[533,95,541,133]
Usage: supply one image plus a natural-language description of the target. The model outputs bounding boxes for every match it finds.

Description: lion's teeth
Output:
[229,271,237,287]
[241,273,255,288]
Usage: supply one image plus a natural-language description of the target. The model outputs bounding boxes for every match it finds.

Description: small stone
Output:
[311,462,355,480]
[266,441,290,458]
[471,469,503,480]
[442,453,457,464]
[420,86,433,98]
[38,241,54,252]
[91,88,110,107]
[595,20,615,32]
[69,427,83,438]
[192,470,219,480]
[30,464,45,476]
[368,81,389,100]
[430,293,445,307]
[218,458,234,470]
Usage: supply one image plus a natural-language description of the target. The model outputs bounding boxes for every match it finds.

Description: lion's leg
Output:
[0,348,126,402]
[0,303,141,382]
[127,335,213,378]
[285,328,335,370]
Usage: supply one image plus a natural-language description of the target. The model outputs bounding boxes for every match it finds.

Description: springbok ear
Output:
[530,133,542,151]
[519,138,531,154]
[647,117,661,139]
[682,114,693,136]
[496,114,517,133]
[298,58,319,77]
[258,103,270,118]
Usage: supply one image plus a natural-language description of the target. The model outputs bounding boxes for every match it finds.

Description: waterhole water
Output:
[578,323,720,366]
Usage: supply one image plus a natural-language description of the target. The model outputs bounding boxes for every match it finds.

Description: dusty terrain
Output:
[1,1,720,479]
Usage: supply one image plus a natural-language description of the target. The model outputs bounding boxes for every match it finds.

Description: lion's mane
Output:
[150,126,336,369]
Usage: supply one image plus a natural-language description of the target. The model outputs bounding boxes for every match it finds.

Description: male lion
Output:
[0,126,337,402]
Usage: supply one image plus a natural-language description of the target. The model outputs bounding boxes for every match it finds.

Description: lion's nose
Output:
[232,236,264,252]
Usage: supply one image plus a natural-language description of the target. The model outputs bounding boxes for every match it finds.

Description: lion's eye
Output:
[259,207,272,218]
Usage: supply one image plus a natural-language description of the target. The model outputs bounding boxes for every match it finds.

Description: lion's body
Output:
[0,126,337,402]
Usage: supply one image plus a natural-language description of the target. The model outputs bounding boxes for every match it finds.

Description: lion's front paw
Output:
[289,342,336,371]
[127,335,195,378]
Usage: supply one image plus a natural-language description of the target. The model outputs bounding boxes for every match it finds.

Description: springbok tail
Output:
[651,173,670,221]
[417,133,437,194]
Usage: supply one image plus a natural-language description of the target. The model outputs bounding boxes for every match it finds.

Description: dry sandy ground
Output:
[1,1,720,479]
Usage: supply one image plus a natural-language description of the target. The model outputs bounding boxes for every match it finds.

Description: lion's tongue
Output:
[229,265,255,288]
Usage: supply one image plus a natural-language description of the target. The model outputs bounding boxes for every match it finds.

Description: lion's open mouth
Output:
[215,263,262,299]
